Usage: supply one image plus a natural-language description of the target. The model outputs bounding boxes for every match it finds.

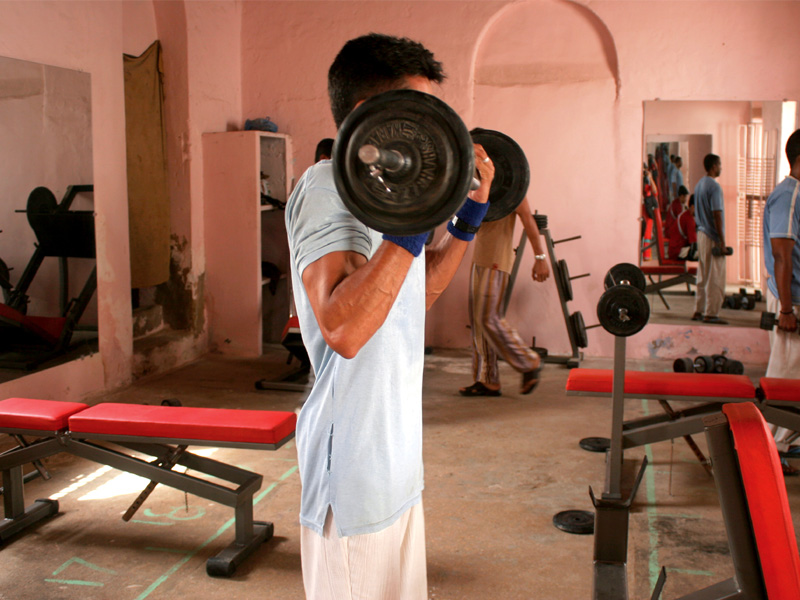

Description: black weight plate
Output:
[570,311,588,348]
[596,285,650,337]
[0,258,9,289]
[333,90,474,235]
[533,213,548,231]
[673,357,694,373]
[26,186,58,230]
[693,355,714,374]
[604,262,646,292]
[742,296,756,310]
[160,398,182,407]
[470,128,529,222]
[553,510,594,535]
[754,290,763,302]
[724,359,744,375]
[579,436,610,453]
[712,354,727,373]
[558,259,573,302]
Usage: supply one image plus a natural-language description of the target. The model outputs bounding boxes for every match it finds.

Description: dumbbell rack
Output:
[505,214,590,368]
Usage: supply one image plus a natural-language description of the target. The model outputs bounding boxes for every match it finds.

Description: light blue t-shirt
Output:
[285,160,426,537]
[670,168,684,194]
[694,175,725,242]
[763,175,800,304]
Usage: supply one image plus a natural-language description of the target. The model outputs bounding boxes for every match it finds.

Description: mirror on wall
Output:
[0,56,96,383]
[640,100,798,328]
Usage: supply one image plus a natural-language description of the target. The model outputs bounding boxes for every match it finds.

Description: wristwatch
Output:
[534,254,547,261]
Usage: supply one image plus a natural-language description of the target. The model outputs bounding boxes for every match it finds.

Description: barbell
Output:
[332,89,529,235]
[597,263,650,337]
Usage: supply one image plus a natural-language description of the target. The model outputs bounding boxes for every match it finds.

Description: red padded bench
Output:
[687,403,800,599]
[756,377,800,444]
[0,398,296,577]
[640,206,696,308]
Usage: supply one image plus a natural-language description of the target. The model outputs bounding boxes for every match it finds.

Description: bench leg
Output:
[206,499,274,577]
[1,466,59,542]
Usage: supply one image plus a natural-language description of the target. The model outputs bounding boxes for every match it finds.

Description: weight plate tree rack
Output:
[505,213,591,369]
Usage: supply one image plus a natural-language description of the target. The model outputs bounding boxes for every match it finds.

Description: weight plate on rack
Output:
[570,311,588,348]
[333,89,474,235]
[673,357,694,373]
[604,262,647,292]
[26,186,58,230]
[558,259,573,302]
[596,285,650,337]
[470,128,529,222]
[533,213,548,231]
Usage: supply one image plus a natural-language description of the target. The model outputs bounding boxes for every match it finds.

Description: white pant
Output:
[694,231,727,317]
[301,502,427,600]
[767,291,800,448]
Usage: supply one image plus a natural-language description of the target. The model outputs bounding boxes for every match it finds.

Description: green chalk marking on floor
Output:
[641,400,662,591]
[44,578,104,587]
[668,567,714,577]
[52,557,117,576]
[136,464,298,600]
[131,519,174,526]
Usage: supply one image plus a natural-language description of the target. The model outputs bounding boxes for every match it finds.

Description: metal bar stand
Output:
[505,215,588,369]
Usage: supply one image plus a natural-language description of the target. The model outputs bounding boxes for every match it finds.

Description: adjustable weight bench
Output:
[567,368,757,496]
[0,398,296,577]
[658,402,800,599]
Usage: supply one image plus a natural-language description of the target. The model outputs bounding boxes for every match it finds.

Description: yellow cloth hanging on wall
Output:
[124,40,170,289]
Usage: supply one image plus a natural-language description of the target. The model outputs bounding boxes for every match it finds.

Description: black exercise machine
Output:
[0,185,96,369]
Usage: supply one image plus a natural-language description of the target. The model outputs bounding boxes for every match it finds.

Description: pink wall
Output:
[2,0,798,405]
[239,0,800,359]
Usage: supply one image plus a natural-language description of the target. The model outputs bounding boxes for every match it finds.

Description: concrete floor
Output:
[2,347,798,600]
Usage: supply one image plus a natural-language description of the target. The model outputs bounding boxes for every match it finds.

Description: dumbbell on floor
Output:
[673,355,744,375]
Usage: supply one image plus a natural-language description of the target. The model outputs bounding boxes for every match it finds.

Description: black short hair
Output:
[678,185,689,196]
[315,138,334,162]
[328,33,445,128]
[689,194,695,207]
[786,129,800,169]
[703,153,720,172]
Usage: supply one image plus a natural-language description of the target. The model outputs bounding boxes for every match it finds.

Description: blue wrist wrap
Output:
[447,198,490,242]
[382,232,428,257]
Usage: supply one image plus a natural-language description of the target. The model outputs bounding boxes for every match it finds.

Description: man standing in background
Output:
[692,153,727,324]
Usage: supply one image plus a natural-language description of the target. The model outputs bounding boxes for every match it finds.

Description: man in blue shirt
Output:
[286,34,495,599]
[670,156,685,201]
[762,129,800,460]
[692,153,728,324]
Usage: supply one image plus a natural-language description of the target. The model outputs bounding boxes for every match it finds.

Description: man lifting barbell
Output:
[285,33,495,599]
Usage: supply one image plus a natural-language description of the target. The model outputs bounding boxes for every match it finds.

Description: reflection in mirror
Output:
[0,56,96,383]
[640,100,798,328]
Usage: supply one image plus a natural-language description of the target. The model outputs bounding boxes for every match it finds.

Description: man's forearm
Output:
[518,209,545,255]
[774,253,795,312]
[713,210,725,246]
[304,244,414,358]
